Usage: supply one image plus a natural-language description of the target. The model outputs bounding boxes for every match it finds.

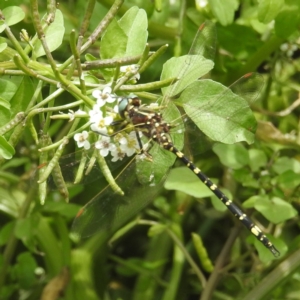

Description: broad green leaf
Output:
[14,252,37,289]
[15,218,34,240]
[0,96,10,110]
[0,188,26,218]
[161,55,214,97]
[0,107,10,128]
[0,136,15,159]
[2,6,25,26]
[249,149,268,172]
[10,76,35,116]
[275,8,300,38]
[148,223,166,237]
[258,0,284,23]
[233,169,259,188]
[251,235,284,262]
[208,0,238,26]
[272,157,300,175]
[0,39,7,52]
[43,201,80,219]
[0,20,5,33]
[164,167,214,198]
[0,221,15,246]
[0,76,23,102]
[277,170,300,190]
[83,74,100,84]
[213,143,249,169]
[211,192,229,212]
[253,196,297,224]
[118,6,148,56]
[217,24,263,57]
[100,18,127,59]
[243,195,266,208]
[177,80,257,144]
[33,10,65,58]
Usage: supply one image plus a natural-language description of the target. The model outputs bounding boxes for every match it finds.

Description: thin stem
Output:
[166,227,207,287]
[200,227,241,300]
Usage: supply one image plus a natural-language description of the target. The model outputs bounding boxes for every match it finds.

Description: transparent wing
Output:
[72,159,165,238]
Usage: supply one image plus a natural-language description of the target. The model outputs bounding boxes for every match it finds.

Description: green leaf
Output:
[208,0,238,26]
[0,76,23,99]
[33,9,65,58]
[100,18,127,59]
[118,6,148,56]
[83,74,100,84]
[161,55,214,97]
[0,20,5,34]
[243,195,266,209]
[0,188,25,218]
[233,169,259,188]
[217,24,263,58]
[164,167,214,198]
[43,201,80,219]
[272,157,300,175]
[254,196,297,223]
[275,8,300,38]
[10,77,35,116]
[213,143,249,169]
[0,40,7,53]
[258,0,284,23]
[211,192,229,212]
[178,80,257,144]
[277,170,300,190]
[0,96,10,110]
[0,97,10,128]
[249,149,268,172]
[250,235,284,262]
[14,217,35,240]
[14,252,37,289]
[2,6,25,26]
[0,221,15,246]
[148,223,166,237]
[0,136,15,159]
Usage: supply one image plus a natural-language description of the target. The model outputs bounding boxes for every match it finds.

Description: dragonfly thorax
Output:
[123,98,172,144]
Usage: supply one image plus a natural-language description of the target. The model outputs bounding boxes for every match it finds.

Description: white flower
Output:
[95,136,116,157]
[120,64,140,81]
[111,147,126,162]
[90,115,113,135]
[68,109,87,122]
[92,86,116,107]
[118,131,140,157]
[74,131,90,150]
[113,104,119,114]
[89,104,103,123]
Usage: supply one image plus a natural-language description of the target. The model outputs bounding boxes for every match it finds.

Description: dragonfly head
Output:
[118,98,130,118]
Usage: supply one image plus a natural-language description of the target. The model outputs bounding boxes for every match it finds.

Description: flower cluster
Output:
[119,64,140,82]
[89,86,117,135]
[95,131,141,162]
[74,84,142,162]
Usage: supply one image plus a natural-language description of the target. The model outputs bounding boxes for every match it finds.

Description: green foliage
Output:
[0,0,300,299]
[33,10,65,58]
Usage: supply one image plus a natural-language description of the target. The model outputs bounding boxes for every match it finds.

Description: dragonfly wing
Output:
[72,159,165,238]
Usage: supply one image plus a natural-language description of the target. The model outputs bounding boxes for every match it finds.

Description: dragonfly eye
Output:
[118,98,129,118]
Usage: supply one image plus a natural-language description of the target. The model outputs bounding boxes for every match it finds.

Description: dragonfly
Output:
[56,21,279,257]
